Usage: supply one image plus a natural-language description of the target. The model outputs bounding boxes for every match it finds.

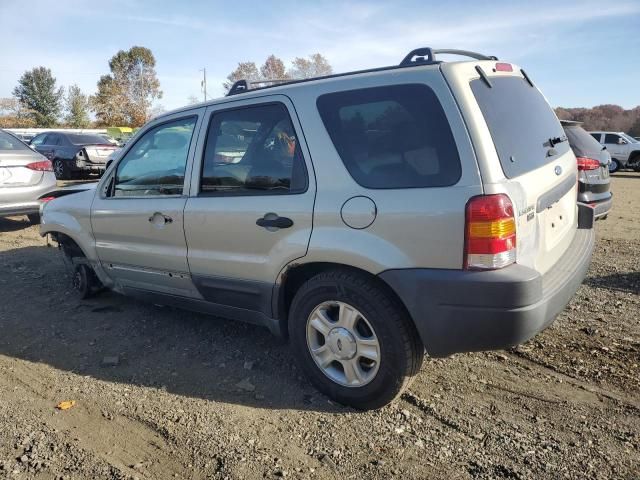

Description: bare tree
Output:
[223,62,261,92]
[260,55,289,82]
[288,53,333,79]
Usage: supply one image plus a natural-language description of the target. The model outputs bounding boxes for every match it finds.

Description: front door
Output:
[91,111,203,296]
[184,96,315,316]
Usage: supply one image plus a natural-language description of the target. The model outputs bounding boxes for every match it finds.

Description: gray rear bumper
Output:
[380,226,595,358]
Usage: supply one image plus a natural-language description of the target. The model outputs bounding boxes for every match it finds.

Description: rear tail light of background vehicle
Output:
[464,194,516,270]
[25,160,53,172]
[576,157,600,171]
[39,196,56,204]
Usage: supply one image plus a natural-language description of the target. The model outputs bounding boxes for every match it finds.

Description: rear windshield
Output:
[563,125,604,157]
[67,134,109,145]
[0,131,31,151]
[471,76,569,178]
[317,84,461,189]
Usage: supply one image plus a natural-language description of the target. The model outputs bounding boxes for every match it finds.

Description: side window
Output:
[30,134,48,146]
[317,84,461,188]
[48,134,60,146]
[200,103,307,195]
[604,134,620,144]
[112,116,197,197]
[590,133,601,143]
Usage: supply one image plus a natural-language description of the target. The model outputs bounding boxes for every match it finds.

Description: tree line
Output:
[0,48,332,130]
[555,105,640,137]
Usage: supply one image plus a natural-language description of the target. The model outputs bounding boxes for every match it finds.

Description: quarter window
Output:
[112,116,196,197]
[317,84,461,188]
[200,103,307,194]
[590,133,602,142]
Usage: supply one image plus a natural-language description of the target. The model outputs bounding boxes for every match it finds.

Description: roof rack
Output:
[226,47,498,96]
[399,48,497,66]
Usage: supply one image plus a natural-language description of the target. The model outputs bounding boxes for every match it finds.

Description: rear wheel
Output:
[608,159,620,174]
[288,269,423,410]
[53,160,70,180]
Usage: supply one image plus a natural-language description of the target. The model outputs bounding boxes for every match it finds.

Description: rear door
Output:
[442,62,578,274]
[91,110,204,296]
[603,133,625,161]
[184,95,315,316]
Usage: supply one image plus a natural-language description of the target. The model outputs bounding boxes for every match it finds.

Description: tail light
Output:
[576,157,600,171]
[464,194,516,270]
[39,196,56,204]
[25,160,53,172]
[494,63,513,72]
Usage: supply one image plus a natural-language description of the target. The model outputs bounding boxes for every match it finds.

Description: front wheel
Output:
[288,270,423,410]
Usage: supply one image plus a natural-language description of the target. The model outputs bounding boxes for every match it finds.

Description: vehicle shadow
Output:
[0,244,345,413]
[611,172,640,179]
[584,271,640,294]
[0,216,34,232]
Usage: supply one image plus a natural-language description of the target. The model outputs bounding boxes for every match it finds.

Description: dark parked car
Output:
[29,131,118,180]
[561,120,612,220]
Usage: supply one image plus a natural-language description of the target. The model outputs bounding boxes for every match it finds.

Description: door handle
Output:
[149,212,173,224]
[256,214,293,229]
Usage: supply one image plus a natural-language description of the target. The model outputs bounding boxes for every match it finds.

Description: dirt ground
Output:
[0,173,638,480]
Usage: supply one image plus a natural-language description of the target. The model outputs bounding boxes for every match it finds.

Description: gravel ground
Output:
[0,173,638,480]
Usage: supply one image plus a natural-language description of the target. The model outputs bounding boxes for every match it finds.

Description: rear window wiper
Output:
[545,135,567,148]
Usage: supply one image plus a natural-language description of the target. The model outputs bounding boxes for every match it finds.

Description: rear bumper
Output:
[0,177,57,217]
[380,226,595,358]
[590,194,613,220]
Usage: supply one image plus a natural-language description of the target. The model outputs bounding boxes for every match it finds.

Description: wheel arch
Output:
[274,261,415,340]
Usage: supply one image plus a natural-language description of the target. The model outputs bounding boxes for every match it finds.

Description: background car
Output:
[0,129,56,223]
[562,121,612,220]
[588,131,640,173]
[29,131,118,180]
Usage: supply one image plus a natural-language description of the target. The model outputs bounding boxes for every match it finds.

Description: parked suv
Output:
[40,48,595,409]
[588,131,640,173]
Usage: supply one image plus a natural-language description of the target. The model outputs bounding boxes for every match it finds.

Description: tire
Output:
[608,159,620,174]
[288,269,423,410]
[72,264,97,299]
[53,159,70,180]
[27,213,40,224]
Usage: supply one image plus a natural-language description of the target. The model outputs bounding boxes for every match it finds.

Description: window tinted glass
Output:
[200,103,307,194]
[30,134,47,146]
[0,131,31,151]
[604,134,620,144]
[113,117,196,197]
[317,84,461,189]
[67,133,109,145]
[471,77,569,179]
[590,133,602,142]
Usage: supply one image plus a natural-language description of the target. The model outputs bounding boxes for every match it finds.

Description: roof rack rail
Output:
[227,79,249,96]
[399,48,497,66]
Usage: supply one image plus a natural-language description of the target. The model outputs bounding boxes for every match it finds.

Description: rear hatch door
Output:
[442,61,578,274]
[83,145,118,164]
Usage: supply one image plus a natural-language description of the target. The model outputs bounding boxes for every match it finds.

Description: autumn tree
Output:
[12,67,63,127]
[288,53,332,79]
[0,98,36,128]
[64,84,91,128]
[92,46,162,127]
[223,53,333,92]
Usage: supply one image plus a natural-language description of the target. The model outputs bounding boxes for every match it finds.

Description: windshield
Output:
[563,125,605,156]
[0,130,31,151]
[471,76,570,178]
[67,133,110,145]
[621,133,638,144]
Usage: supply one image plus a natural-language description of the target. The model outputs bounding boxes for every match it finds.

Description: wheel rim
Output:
[306,301,381,388]
[608,161,618,173]
[54,161,64,177]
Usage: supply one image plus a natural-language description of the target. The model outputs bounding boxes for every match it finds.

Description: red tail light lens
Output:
[576,157,600,171]
[39,196,56,203]
[26,160,53,172]
[464,194,516,270]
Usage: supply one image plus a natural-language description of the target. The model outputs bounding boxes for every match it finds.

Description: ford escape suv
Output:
[39,48,595,410]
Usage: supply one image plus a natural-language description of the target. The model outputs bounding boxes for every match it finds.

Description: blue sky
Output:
[2,0,639,112]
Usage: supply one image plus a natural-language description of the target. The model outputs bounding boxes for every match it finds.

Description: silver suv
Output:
[40,48,595,409]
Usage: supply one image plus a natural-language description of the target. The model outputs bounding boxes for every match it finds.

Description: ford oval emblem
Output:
[554,165,562,176]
